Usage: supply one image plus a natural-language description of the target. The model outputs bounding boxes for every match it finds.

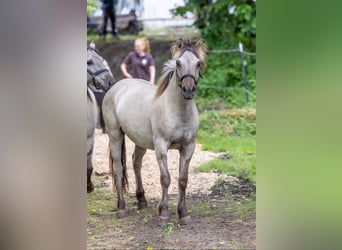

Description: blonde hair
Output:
[136,37,151,54]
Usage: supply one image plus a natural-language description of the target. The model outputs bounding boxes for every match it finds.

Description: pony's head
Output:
[170,39,207,99]
[87,41,115,91]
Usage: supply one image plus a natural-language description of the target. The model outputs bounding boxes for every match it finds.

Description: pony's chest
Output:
[168,123,198,145]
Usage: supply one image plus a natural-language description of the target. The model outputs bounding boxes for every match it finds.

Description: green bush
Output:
[172,0,256,107]
[198,52,256,107]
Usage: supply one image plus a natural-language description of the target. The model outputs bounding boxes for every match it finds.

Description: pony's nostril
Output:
[191,86,196,92]
[182,86,187,92]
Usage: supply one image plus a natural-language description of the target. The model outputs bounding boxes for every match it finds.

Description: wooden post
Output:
[239,42,249,102]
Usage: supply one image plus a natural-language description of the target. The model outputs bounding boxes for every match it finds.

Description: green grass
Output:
[226,198,256,213]
[196,100,256,185]
[87,33,140,42]
[87,30,184,43]
[197,137,256,184]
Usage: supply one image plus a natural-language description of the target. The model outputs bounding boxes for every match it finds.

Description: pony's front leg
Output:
[177,141,196,225]
[155,143,170,229]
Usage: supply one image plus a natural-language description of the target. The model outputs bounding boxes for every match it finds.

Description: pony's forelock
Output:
[170,39,208,63]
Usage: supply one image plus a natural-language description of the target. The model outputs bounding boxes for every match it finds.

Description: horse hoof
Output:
[87,183,94,193]
[117,209,128,219]
[138,202,148,210]
[158,219,168,229]
[180,215,192,225]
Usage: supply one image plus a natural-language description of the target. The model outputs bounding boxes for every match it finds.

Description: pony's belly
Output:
[120,121,154,150]
[125,132,154,150]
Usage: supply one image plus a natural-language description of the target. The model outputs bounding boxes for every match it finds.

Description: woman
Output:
[120,38,156,84]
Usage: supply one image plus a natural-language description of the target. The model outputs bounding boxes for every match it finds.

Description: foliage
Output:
[87,0,98,15]
[198,52,256,107]
[171,0,256,51]
[171,0,256,106]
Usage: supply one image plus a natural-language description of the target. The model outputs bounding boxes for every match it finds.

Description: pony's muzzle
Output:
[108,78,115,88]
[102,75,115,91]
[179,74,198,99]
[181,84,196,99]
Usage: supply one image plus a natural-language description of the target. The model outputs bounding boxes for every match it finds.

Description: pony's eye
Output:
[176,60,181,67]
[87,59,93,65]
[196,62,201,68]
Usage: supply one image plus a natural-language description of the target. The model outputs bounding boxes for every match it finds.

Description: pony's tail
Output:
[108,133,128,193]
[121,134,128,192]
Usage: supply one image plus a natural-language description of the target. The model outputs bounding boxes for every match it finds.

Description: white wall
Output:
[140,0,195,29]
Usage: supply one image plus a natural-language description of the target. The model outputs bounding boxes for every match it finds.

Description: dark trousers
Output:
[102,8,116,36]
[93,91,106,130]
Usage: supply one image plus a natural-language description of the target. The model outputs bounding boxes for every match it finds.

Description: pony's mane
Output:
[155,39,208,98]
[156,60,176,97]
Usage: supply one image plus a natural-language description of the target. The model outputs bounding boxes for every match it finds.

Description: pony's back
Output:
[103,78,157,149]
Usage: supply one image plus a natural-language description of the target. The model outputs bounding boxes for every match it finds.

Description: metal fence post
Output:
[239,42,249,102]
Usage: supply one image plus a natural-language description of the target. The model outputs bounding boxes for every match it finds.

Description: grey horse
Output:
[103,39,207,227]
[87,41,115,193]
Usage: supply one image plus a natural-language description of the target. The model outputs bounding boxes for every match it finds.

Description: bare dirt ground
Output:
[87,129,256,249]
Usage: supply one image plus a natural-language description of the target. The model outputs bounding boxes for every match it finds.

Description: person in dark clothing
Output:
[120,38,156,84]
[101,0,118,39]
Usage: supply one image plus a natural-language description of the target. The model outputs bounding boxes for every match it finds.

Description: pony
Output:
[102,39,207,228]
[87,41,115,193]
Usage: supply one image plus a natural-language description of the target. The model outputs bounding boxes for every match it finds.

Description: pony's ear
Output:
[195,39,203,48]
[89,40,96,49]
[195,39,208,62]
[176,38,184,48]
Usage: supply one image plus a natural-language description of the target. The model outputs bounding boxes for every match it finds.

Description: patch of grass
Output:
[196,153,255,185]
[159,220,178,237]
[188,201,217,216]
[196,105,256,185]
[87,32,178,43]
[87,188,114,216]
[226,198,256,213]
[87,33,139,42]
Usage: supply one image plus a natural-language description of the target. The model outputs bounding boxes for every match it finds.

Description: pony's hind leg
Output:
[177,142,196,225]
[87,151,94,193]
[87,137,95,193]
[108,129,128,218]
[132,145,148,209]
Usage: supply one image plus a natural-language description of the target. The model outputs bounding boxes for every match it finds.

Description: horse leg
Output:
[87,136,94,193]
[132,145,148,209]
[155,142,170,228]
[108,130,128,218]
[177,142,196,225]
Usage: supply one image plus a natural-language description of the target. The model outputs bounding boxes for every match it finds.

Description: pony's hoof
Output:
[180,215,192,225]
[87,183,94,193]
[138,201,148,210]
[117,209,128,219]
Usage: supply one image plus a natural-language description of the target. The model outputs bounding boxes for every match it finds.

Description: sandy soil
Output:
[92,129,223,198]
